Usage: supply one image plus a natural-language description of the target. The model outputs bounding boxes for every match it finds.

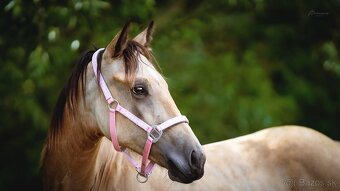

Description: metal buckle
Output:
[136,169,148,183]
[107,100,119,110]
[147,125,163,143]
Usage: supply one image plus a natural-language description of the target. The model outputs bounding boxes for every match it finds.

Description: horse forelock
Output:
[47,40,158,149]
[122,40,159,86]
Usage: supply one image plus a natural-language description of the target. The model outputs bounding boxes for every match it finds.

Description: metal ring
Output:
[147,125,163,143]
[136,172,148,183]
[108,100,119,110]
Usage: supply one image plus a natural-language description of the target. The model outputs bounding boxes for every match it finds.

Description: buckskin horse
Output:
[41,22,339,191]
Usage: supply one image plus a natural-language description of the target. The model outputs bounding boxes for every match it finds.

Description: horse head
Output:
[86,22,206,183]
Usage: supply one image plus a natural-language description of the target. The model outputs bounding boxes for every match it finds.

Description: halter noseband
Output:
[91,48,189,183]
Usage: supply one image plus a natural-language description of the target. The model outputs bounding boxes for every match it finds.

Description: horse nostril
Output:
[189,149,205,170]
[190,150,198,169]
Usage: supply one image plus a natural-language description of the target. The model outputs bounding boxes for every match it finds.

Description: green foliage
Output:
[0,0,339,190]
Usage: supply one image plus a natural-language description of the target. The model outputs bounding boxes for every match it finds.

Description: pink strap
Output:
[122,147,155,176]
[144,162,155,175]
[122,150,140,169]
[116,105,152,132]
[91,48,114,103]
[157,115,189,131]
[109,109,121,151]
[140,137,153,176]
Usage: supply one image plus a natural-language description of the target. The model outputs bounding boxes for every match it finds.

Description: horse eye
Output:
[132,86,148,96]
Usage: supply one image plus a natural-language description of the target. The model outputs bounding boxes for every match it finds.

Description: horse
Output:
[41,22,340,191]
[41,21,206,190]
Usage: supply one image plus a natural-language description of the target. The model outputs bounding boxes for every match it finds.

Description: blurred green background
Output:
[1,0,339,190]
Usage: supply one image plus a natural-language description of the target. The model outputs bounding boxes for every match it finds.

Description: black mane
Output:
[49,50,96,147]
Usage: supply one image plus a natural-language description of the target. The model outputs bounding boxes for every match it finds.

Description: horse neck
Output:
[43,100,126,189]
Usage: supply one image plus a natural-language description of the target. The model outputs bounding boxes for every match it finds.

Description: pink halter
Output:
[91,48,189,183]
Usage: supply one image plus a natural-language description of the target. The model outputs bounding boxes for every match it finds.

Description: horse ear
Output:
[133,21,154,47]
[104,22,130,59]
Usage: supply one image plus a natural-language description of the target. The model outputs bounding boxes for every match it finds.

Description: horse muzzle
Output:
[166,146,206,183]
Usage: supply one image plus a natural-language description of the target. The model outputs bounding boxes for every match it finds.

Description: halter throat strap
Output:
[91,48,189,182]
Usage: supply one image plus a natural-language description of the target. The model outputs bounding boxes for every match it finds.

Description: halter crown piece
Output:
[91,48,189,183]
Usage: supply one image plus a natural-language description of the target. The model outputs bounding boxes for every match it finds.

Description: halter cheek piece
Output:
[91,48,189,183]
